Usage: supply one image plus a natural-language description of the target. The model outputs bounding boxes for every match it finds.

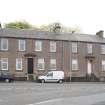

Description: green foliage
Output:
[4,21,82,33]
[39,22,61,32]
[4,21,33,29]
[62,25,81,33]
[39,22,82,33]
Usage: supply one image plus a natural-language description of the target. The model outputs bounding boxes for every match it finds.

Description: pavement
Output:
[0,82,105,105]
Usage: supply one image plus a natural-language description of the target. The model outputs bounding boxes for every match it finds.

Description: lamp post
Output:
[0,22,2,28]
[70,68,72,82]
[70,46,72,83]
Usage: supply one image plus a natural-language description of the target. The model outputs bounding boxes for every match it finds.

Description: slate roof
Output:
[0,28,105,43]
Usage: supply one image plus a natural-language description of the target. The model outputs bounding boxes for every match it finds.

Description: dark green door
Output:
[27,58,33,74]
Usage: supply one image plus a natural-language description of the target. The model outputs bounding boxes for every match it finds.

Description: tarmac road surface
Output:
[0,82,105,105]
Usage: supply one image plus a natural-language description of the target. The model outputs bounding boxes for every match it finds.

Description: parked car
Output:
[0,72,14,83]
[38,71,64,83]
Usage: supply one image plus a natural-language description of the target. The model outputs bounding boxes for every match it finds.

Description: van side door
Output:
[46,72,53,82]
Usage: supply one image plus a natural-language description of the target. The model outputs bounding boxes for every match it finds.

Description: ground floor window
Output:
[72,59,78,70]
[50,59,56,70]
[102,60,105,71]
[1,58,8,70]
[37,58,45,70]
[16,58,22,71]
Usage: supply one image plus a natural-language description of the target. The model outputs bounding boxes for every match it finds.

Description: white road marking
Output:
[32,98,63,105]
[27,93,105,105]
[0,87,38,91]
[28,104,34,105]
[0,87,30,90]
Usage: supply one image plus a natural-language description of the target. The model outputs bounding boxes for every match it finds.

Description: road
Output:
[0,82,105,105]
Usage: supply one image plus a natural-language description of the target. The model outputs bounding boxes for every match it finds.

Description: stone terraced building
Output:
[0,28,105,81]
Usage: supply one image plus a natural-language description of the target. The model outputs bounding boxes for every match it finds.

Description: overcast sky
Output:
[0,0,105,34]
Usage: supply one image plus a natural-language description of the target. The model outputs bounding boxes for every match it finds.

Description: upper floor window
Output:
[37,58,45,70]
[101,45,105,54]
[50,41,56,52]
[35,40,42,51]
[18,40,26,51]
[50,59,56,70]
[1,58,8,70]
[72,59,78,70]
[16,58,22,71]
[87,44,92,54]
[1,39,8,51]
[72,42,77,53]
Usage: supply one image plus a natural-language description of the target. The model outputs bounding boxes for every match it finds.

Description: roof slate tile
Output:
[0,28,105,43]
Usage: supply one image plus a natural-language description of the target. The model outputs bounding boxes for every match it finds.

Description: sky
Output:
[0,0,105,34]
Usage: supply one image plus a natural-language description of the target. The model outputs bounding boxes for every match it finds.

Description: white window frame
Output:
[101,45,105,54]
[18,40,26,51]
[35,40,42,51]
[50,41,56,52]
[72,42,77,53]
[1,39,8,51]
[87,44,92,54]
[1,58,8,70]
[102,60,105,71]
[72,59,78,70]
[50,59,56,70]
[16,58,22,71]
[37,58,45,70]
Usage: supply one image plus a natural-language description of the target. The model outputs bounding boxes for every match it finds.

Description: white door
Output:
[87,60,92,75]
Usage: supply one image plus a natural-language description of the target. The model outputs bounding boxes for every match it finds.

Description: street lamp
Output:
[0,22,2,28]
[70,48,72,82]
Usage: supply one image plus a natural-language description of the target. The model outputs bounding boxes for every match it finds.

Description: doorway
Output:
[87,60,92,75]
[27,58,33,74]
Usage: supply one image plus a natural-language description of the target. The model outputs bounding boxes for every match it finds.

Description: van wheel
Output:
[5,79,10,83]
[59,80,63,83]
[41,79,45,83]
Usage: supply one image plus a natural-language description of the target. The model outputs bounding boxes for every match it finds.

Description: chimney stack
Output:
[96,30,104,38]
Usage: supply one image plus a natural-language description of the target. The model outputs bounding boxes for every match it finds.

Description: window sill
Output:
[0,50,9,52]
[0,70,9,71]
[71,70,79,72]
[38,69,45,71]
[17,50,26,52]
[16,70,23,72]
[49,51,56,53]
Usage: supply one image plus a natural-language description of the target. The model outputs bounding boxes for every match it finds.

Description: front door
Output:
[87,60,92,75]
[27,58,33,74]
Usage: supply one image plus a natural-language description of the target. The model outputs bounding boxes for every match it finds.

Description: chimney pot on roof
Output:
[96,30,104,38]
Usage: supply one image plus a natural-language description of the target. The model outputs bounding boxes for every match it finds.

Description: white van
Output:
[38,71,64,83]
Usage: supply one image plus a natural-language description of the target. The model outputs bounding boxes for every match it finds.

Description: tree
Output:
[39,22,82,33]
[62,25,81,33]
[4,21,33,29]
[39,22,62,32]
[4,21,82,33]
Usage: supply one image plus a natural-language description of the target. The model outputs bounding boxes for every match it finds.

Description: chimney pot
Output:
[96,30,104,38]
